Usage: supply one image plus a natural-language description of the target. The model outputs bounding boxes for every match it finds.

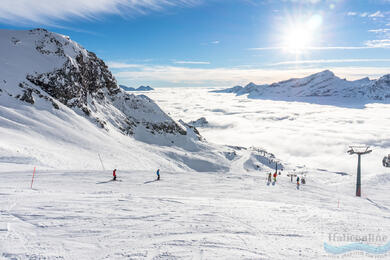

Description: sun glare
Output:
[282,14,323,54]
[283,26,311,53]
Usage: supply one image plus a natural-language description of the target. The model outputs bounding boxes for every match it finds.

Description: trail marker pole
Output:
[347,146,372,197]
[30,167,36,189]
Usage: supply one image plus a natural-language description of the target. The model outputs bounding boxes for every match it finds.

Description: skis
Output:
[96,179,122,184]
[144,179,160,184]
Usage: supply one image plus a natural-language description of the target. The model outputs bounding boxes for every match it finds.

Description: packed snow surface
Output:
[1,167,390,259]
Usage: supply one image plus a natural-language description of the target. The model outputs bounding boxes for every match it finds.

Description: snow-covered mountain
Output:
[0,28,186,141]
[188,117,209,127]
[214,70,390,101]
[137,85,154,91]
[0,28,280,172]
[119,85,154,91]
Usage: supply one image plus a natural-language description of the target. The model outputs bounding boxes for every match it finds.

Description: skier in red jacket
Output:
[113,169,117,181]
[273,172,277,182]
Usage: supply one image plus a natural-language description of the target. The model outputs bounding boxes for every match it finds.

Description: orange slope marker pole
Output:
[31,167,36,189]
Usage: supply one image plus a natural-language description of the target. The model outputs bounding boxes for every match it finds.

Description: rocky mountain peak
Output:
[0,28,198,145]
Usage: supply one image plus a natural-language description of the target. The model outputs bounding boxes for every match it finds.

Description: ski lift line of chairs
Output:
[383,154,390,168]
[287,171,306,184]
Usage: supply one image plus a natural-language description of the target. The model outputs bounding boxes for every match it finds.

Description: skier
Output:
[113,169,117,181]
[273,172,277,183]
[267,173,272,183]
[296,176,300,190]
[156,169,160,181]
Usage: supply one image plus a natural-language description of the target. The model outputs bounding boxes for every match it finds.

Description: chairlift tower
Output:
[347,146,372,197]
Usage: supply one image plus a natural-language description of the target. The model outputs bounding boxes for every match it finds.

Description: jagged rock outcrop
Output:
[0,28,195,143]
[188,117,209,127]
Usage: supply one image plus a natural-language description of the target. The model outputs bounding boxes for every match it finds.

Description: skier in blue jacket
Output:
[156,169,160,181]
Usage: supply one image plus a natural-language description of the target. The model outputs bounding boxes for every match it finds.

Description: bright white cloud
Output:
[365,39,390,48]
[110,62,390,87]
[173,61,211,64]
[369,11,385,18]
[271,59,390,66]
[282,0,322,3]
[0,0,201,25]
[146,88,390,175]
[369,28,390,33]
[249,45,379,51]
[347,11,388,19]
[106,62,143,69]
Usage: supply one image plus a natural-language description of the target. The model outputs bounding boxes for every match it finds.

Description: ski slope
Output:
[0,28,389,259]
[1,166,390,259]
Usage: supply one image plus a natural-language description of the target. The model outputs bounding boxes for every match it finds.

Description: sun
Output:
[283,25,312,53]
[281,14,323,54]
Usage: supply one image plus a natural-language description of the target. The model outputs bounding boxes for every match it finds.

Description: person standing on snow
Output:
[156,169,160,181]
[273,172,277,183]
[268,173,272,183]
[113,169,117,181]
[296,176,300,189]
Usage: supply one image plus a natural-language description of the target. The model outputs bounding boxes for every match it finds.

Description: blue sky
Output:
[0,0,389,87]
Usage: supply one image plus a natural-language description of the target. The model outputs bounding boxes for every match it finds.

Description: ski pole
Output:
[30,167,36,189]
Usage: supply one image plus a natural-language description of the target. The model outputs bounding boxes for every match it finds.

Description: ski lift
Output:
[301,173,306,184]
[383,154,390,168]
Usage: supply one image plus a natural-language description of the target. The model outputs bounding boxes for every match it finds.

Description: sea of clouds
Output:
[147,88,390,177]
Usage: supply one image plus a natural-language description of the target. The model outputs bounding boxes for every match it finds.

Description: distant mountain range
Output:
[120,85,154,91]
[213,70,390,101]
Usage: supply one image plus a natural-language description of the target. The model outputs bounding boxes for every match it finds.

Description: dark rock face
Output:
[16,29,189,139]
[188,117,208,128]
[19,89,34,104]
[26,52,119,112]
[17,82,59,109]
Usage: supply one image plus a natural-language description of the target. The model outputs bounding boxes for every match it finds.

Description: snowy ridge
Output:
[214,70,390,101]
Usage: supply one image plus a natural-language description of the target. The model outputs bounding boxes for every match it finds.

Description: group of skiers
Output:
[112,168,306,189]
[111,168,160,181]
[268,171,306,190]
[267,172,279,183]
